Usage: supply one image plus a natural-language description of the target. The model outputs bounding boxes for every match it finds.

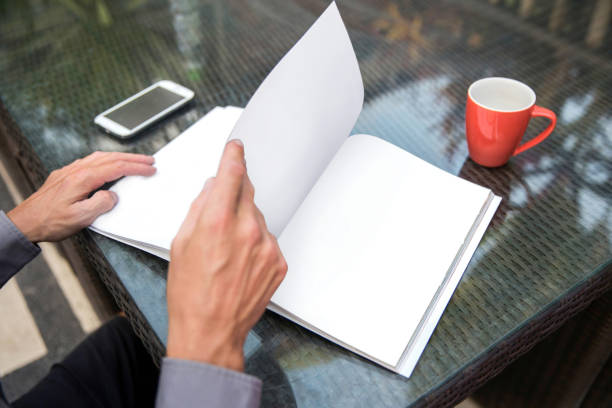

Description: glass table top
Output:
[1,0,610,406]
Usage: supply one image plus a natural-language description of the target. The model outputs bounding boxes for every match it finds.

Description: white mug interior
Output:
[468,77,536,112]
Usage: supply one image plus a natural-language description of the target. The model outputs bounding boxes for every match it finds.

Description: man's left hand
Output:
[7,151,156,243]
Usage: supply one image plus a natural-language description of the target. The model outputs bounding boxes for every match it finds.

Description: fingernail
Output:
[110,191,119,203]
[230,139,243,147]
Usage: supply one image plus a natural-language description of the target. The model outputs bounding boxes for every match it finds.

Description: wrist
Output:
[166,325,245,372]
[6,206,41,243]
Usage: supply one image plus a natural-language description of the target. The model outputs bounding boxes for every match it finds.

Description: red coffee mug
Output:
[466,77,556,167]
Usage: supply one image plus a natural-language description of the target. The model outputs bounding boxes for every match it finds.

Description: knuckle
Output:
[116,161,128,171]
[61,174,77,188]
[227,161,246,178]
[70,169,88,184]
[276,266,287,283]
[110,152,124,162]
[278,256,288,275]
[261,238,278,260]
[245,180,255,197]
[240,218,262,244]
[205,208,232,232]
[274,253,288,283]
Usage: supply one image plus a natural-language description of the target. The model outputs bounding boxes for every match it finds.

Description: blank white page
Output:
[91,107,242,252]
[272,134,491,367]
[229,2,363,236]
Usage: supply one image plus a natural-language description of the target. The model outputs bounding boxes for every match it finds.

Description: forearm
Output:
[155,358,262,408]
[0,211,40,288]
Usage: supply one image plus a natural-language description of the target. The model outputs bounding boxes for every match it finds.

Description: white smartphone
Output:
[94,80,194,138]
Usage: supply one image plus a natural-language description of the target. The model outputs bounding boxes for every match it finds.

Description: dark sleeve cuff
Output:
[156,357,262,408]
[0,210,40,288]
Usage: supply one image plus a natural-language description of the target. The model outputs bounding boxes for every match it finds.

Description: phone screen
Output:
[105,86,185,130]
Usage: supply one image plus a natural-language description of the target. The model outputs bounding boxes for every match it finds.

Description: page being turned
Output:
[229,2,364,236]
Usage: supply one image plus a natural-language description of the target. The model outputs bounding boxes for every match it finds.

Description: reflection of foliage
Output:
[0,0,181,118]
[54,0,149,25]
[57,0,112,26]
[372,3,427,45]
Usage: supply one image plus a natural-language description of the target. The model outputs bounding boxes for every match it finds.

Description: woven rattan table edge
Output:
[412,260,612,408]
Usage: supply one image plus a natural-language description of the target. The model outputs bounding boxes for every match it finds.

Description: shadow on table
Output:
[245,340,298,408]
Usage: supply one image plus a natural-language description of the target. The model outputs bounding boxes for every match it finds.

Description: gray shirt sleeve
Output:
[0,210,40,288]
[156,358,262,408]
[0,210,40,407]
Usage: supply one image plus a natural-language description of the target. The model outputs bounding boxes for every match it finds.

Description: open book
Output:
[91,2,500,377]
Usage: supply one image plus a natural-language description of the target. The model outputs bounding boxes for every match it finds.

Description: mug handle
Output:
[512,105,557,156]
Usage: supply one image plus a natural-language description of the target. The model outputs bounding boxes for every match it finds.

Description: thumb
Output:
[172,177,215,249]
[77,190,118,225]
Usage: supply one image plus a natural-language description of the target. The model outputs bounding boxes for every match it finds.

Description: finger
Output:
[75,161,156,198]
[81,151,155,166]
[74,190,118,226]
[211,140,246,211]
[239,172,256,210]
[39,153,155,196]
[174,178,215,242]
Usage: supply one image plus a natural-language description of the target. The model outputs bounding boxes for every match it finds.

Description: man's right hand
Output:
[166,139,287,372]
